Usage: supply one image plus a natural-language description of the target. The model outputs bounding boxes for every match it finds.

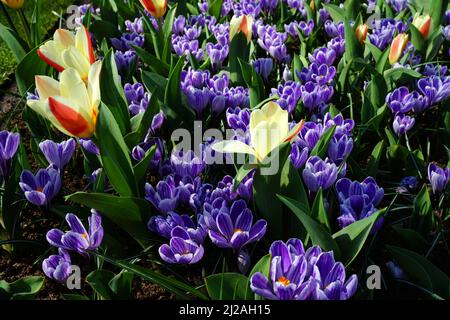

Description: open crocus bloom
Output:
[230,15,253,43]
[27,61,102,138]
[37,26,95,81]
[213,102,304,162]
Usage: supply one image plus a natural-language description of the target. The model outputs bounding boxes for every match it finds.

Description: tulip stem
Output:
[0,2,18,34]
[17,8,32,47]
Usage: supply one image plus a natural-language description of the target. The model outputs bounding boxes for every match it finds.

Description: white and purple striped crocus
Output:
[19,168,61,207]
[393,114,415,136]
[159,226,204,264]
[250,239,358,300]
[201,199,267,251]
[428,163,449,194]
[302,156,338,192]
[0,130,20,183]
[145,178,181,214]
[335,177,384,231]
[46,210,104,254]
[42,248,72,284]
[39,138,76,171]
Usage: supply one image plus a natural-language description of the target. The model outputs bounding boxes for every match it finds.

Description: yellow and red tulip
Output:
[389,33,409,65]
[412,13,431,39]
[37,26,95,81]
[139,0,167,19]
[27,61,102,139]
[0,0,24,9]
[212,102,304,162]
[355,24,369,44]
[230,15,253,43]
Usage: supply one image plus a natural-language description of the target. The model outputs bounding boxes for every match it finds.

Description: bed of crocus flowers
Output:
[0,0,449,300]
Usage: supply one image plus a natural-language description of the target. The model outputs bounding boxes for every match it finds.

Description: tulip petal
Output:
[48,96,92,138]
[212,140,257,158]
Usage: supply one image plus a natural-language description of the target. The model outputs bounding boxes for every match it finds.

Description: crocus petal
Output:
[46,229,65,248]
[65,213,88,235]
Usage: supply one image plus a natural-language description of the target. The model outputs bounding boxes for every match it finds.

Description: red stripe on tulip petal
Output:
[284,120,305,142]
[37,48,65,72]
[142,0,156,14]
[48,97,90,137]
[83,25,95,64]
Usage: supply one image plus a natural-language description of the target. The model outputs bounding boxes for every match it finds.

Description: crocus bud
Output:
[0,0,24,9]
[412,13,431,39]
[355,24,369,44]
[139,0,167,19]
[230,15,253,43]
[389,33,409,65]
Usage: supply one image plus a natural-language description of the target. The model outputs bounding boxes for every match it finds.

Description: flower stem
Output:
[17,8,32,47]
[0,2,18,34]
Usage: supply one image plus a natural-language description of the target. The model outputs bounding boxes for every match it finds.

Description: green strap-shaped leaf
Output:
[95,104,138,197]
[278,195,340,256]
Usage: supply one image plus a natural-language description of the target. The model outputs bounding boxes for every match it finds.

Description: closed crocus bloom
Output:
[139,0,167,18]
[389,33,409,64]
[412,13,431,39]
[230,15,253,43]
[0,0,24,9]
[37,26,95,81]
[428,163,449,194]
[213,102,304,162]
[355,24,368,44]
[26,61,102,139]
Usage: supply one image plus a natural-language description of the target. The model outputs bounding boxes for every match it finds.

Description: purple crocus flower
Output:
[206,42,229,68]
[148,212,206,244]
[328,135,353,164]
[170,150,205,178]
[302,156,338,192]
[386,0,408,12]
[205,200,267,251]
[309,47,336,66]
[417,76,450,107]
[124,82,151,115]
[226,107,251,132]
[42,248,72,284]
[253,58,274,82]
[386,87,427,114]
[79,139,99,156]
[39,139,75,171]
[428,163,449,194]
[145,179,180,214]
[397,176,418,193]
[46,211,104,254]
[335,177,384,230]
[159,226,204,264]
[250,239,358,300]
[300,82,334,112]
[271,81,302,114]
[290,143,309,169]
[185,87,211,117]
[393,114,415,136]
[19,168,61,207]
[0,130,20,183]
[115,49,137,76]
[298,63,336,85]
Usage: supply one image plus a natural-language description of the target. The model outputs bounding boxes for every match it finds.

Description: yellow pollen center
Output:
[278,276,290,286]
[37,187,44,192]
[234,228,243,233]
[81,233,88,239]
